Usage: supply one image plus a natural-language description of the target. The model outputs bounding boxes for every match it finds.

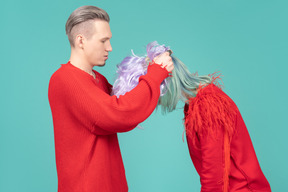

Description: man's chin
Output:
[94,62,106,67]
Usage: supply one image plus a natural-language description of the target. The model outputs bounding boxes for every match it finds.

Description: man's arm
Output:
[49,60,171,135]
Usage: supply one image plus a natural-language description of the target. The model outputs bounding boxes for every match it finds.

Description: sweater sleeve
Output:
[49,64,168,135]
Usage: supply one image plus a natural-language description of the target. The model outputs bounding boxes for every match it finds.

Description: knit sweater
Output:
[48,61,169,192]
[184,84,271,192]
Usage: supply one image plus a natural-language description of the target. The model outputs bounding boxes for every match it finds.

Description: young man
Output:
[48,6,173,192]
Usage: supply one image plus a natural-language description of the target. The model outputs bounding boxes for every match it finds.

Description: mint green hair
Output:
[158,56,212,113]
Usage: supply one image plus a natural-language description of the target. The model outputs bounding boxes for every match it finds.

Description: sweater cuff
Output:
[145,63,169,85]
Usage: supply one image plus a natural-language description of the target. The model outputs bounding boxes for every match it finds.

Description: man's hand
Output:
[153,51,174,72]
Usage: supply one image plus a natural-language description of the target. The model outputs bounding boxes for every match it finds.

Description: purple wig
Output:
[112,41,170,97]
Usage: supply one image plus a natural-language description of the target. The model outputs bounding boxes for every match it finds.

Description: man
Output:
[48,5,173,192]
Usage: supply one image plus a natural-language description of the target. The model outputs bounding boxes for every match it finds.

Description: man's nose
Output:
[106,41,112,52]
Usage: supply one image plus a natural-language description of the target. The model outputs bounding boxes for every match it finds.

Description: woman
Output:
[113,42,271,192]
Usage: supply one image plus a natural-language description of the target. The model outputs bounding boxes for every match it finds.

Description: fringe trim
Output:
[184,76,236,192]
[196,72,224,91]
[223,130,230,192]
[184,79,236,145]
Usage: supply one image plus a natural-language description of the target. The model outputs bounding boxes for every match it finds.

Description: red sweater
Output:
[48,61,168,192]
[184,84,271,192]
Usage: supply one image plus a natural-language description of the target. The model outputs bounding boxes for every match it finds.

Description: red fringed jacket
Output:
[184,84,271,192]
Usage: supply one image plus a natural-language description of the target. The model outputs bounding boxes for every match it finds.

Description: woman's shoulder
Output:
[193,83,236,105]
[185,82,238,138]
[198,83,225,96]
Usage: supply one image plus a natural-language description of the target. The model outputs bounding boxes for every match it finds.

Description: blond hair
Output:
[65,5,110,46]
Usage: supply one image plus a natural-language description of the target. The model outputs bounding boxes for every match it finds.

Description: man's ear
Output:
[75,34,84,49]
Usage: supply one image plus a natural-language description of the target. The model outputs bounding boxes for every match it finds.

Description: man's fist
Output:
[153,51,174,72]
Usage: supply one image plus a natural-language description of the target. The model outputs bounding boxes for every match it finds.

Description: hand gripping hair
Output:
[112,41,213,113]
[111,41,171,97]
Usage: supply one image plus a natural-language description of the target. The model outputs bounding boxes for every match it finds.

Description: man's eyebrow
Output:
[100,37,111,41]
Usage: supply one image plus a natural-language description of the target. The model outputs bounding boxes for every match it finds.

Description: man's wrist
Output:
[145,63,169,85]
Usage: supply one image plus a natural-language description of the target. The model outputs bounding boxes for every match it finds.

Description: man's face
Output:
[83,20,112,67]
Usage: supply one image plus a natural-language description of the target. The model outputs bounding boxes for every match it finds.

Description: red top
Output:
[48,62,169,192]
[184,84,271,192]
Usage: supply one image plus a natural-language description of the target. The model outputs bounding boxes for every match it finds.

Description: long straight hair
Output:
[158,56,212,113]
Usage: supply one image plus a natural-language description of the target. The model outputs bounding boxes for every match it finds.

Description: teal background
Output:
[1,0,287,191]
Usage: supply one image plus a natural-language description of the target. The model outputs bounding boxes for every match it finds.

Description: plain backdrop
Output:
[1,0,287,191]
